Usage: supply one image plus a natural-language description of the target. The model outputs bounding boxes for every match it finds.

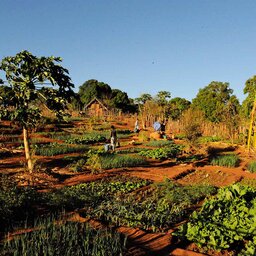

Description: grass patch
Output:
[210,153,240,167]
[34,143,88,156]
[238,178,256,188]
[247,161,256,173]
[100,154,147,169]
[198,136,222,143]
[2,215,127,256]
[145,140,174,147]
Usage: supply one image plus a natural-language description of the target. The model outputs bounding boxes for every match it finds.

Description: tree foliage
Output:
[0,50,74,126]
[168,97,191,120]
[0,50,74,171]
[155,91,171,106]
[78,79,112,105]
[241,75,256,118]
[192,81,238,123]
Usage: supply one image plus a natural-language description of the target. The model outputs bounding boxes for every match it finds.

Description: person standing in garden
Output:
[110,125,117,151]
[134,118,139,133]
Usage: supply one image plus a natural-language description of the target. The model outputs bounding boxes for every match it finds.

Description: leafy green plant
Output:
[138,144,182,159]
[43,176,150,210]
[0,175,38,228]
[210,153,240,167]
[69,158,87,172]
[247,161,256,173]
[65,134,106,145]
[239,178,256,188]
[87,180,216,231]
[174,184,256,253]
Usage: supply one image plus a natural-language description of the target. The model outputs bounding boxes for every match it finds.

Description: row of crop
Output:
[0,175,150,230]
[138,144,183,160]
[86,179,216,231]
[2,215,127,256]
[34,143,89,156]
[44,176,151,210]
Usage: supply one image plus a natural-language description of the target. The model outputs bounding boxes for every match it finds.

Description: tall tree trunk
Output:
[23,127,33,172]
[247,94,256,151]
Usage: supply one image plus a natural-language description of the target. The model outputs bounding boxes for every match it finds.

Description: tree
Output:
[0,85,15,108]
[168,97,191,120]
[155,91,171,106]
[223,95,241,143]
[0,50,74,172]
[78,79,112,104]
[109,89,130,112]
[134,93,153,105]
[155,91,171,120]
[241,76,256,149]
[192,81,234,123]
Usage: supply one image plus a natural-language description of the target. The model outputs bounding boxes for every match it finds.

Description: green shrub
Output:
[210,154,240,167]
[247,161,256,173]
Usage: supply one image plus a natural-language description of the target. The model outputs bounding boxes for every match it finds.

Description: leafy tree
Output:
[192,81,234,123]
[109,89,130,112]
[0,50,74,172]
[241,76,256,148]
[0,85,15,108]
[155,91,171,120]
[155,91,171,106]
[134,93,153,105]
[241,76,256,118]
[168,97,191,120]
[78,79,112,104]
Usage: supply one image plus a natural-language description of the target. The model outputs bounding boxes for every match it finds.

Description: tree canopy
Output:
[0,50,74,171]
[241,75,256,118]
[78,79,112,105]
[168,97,191,120]
[192,81,239,123]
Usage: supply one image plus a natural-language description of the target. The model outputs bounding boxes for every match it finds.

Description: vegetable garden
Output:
[1,117,256,256]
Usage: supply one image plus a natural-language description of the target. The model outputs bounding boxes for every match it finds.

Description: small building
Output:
[84,97,109,117]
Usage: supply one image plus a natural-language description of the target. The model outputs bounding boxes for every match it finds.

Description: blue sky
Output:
[1,0,256,102]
